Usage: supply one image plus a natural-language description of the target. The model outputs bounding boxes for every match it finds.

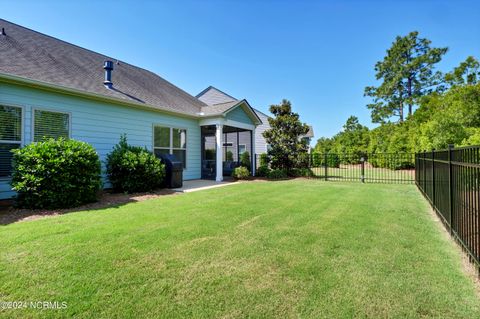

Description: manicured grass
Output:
[1,180,479,318]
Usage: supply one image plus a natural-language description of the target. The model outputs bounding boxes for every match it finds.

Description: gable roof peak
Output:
[196,86,238,105]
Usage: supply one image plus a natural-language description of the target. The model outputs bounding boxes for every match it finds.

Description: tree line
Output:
[314,31,480,168]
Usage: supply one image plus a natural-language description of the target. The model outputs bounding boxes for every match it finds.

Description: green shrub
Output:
[267,169,288,180]
[232,166,250,179]
[106,135,165,193]
[240,151,251,170]
[11,138,102,209]
[259,153,269,167]
[256,165,270,177]
[288,168,313,177]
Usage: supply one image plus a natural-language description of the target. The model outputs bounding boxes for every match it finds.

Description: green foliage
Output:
[106,135,165,193]
[445,56,480,87]
[11,138,101,209]
[288,168,313,177]
[240,151,251,170]
[313,137,334,154]
[226,150,234,161]
[263,99,310,170]
[232,166,250,180]
[321,83,480,169]
[267,169,288,180]
[364,31,447,123]
[322,30,480,168]
[256,165,270,177]
[332,116,369,163]
[311,153,340,168]
[259,153,269,167]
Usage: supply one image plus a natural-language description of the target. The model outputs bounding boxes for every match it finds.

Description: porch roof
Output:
[200,99,262,126]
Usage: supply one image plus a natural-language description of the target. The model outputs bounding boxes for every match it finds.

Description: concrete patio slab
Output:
[173,179,237,193]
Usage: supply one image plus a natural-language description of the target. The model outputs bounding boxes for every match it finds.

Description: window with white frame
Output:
[153,126,187,168]
[33,109,70,141]
[0,105,22,178]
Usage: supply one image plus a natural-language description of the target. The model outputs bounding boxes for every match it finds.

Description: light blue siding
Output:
[225,106,254,125]
[254,110,271,154]
[0,82,201,199]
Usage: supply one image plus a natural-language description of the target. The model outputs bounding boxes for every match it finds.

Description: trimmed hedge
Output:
[106,135,165,193]
[11,138,102,209]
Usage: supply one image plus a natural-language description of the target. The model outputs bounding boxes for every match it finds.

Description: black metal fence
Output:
[416,146,480,270]
[255,152,415,184]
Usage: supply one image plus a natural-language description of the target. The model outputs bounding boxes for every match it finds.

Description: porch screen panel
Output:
[238,131,252,163]
[0,105,22,177]
[34,109,70,141]
[224,132,238,162]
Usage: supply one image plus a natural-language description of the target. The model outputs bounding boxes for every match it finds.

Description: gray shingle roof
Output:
[0,19,206,116]
[200,100,240,116]
[196,86,237,105]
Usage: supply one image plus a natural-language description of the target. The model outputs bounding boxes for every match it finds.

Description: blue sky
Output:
[2,0,479,139]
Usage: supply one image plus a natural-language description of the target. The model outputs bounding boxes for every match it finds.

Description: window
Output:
[153,126,187,168]
[34,109,70,141]
[0,105,22,178]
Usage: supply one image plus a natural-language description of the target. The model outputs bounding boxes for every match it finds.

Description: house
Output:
[197,86,315,156]
[0,19,262,200]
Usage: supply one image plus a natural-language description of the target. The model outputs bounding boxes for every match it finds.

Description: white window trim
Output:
[152,125,187,169]
[32,108,72,142]
[0,104,24,180]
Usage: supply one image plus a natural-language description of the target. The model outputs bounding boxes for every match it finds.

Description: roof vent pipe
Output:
[103,60,114,89]
[1,28,6,36]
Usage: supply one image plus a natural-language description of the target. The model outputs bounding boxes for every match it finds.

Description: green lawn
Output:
[1,180,479,318]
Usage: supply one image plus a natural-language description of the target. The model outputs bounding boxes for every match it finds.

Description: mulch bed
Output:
[0,189,177,225]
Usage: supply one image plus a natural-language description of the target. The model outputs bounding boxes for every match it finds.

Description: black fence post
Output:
[423,150,427,192]
[432,149,436,209]
[448,144,454,234]
[324,153,328,181]
[361,155,365,183]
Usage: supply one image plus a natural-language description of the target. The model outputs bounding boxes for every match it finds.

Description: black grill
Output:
[158,153,183,188]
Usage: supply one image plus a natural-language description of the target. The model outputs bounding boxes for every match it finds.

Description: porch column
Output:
[215,124,223,182]
[251,127,256,176]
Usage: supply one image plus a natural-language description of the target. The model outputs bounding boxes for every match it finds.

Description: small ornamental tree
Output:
[263,99,309,170]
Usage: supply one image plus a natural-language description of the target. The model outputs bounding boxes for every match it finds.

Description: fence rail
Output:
[255,152,415,184]
[416,146,480,270]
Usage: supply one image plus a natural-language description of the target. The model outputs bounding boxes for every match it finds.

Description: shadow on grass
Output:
[0,189,177,226]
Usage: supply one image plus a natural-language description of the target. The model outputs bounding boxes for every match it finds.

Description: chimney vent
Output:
[103,60,114,89]
[1,28,6,36]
